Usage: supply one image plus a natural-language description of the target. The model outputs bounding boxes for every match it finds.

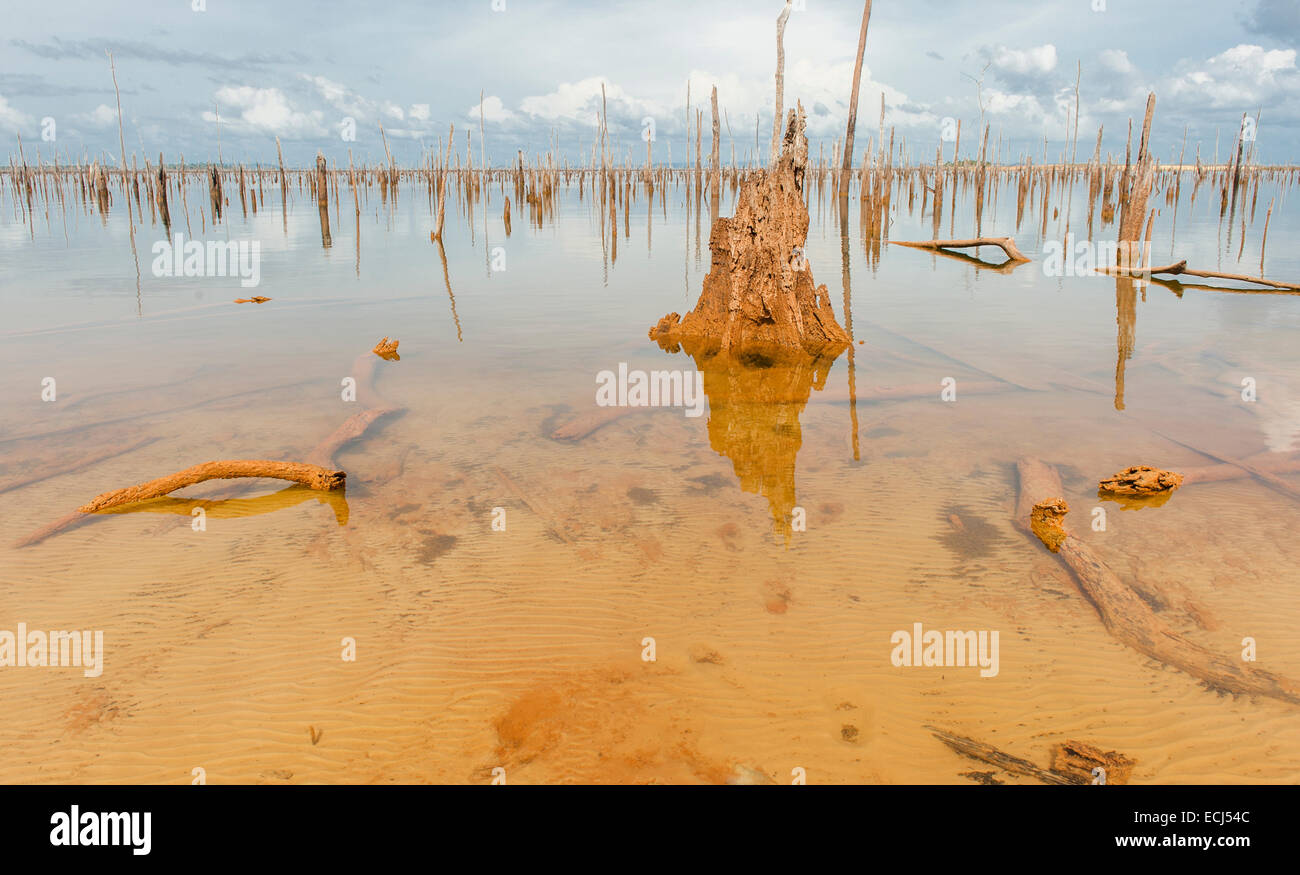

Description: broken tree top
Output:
[650,102,851,357]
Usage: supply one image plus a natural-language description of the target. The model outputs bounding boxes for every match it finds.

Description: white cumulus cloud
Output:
[204,86,327,138]
[469,94,517,123]
[0,94,33,130]
[992,44,1058,75]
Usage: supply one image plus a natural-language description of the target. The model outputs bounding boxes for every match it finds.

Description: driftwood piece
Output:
[77,460,344,513]
[1029,497,1069,552]
[896,242,1029,274]
[892,237,1030,263]
[234,296,271,304]
[1016,457,1300,706]
[1097,259,1300,290]
[1052,740,1136,785]
[926,726,1082,785]
[1098,465,1183,496]
[17,348,400,548]
[372,336,400,359]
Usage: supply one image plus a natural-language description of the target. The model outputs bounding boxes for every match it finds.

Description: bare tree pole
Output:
[106,50,132,233]
[1064,60,1081,237]
[838,0,874,199]
[770,0,793,164]
[710,85,720,182]
[479,88,488,205]
[600,82,608,185]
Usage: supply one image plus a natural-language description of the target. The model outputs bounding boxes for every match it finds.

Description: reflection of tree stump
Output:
[650,103,850,358]
[673,337,842,540]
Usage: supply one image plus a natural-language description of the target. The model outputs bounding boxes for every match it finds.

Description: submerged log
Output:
[0,437,158,497]
[1182,454,1300,484]
[926,726,1081,785]
[649,103,850,357]
[309,350,401,468]
[1015,457,1300,706]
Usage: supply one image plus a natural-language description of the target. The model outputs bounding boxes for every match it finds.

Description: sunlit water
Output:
[1,168,1298,784]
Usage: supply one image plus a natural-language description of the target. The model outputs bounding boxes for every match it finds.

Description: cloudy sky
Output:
[2,0,1297,167]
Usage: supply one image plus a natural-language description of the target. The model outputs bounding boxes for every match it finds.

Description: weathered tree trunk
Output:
[316,152,332,248]
[155,154,171,231]
[650,104,851,357]
[1116,93,1156,269]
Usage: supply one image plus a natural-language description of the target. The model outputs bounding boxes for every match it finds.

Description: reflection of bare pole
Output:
[1113,277,1136,411]
[840,209,860,460]
[436,238,463,343]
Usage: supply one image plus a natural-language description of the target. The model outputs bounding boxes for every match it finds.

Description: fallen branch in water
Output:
[1096,259,1300,291]
[1182,454,1300,484]
[1016,457,1300,706]
[493,465,577,544]
[892,237,1030,263]
[16,348,399,547]
[926,726,1081,785]
[894,242,1029,274]
[76,460,344,513]
[309,351,401,467]
[1149,427,1300,505]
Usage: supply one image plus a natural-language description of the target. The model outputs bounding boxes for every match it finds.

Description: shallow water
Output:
[2,168,1299,784]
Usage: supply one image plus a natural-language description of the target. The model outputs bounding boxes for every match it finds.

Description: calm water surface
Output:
[1,169,1298,783]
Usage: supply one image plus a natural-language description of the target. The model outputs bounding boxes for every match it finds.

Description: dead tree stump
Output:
[649,103,850,357]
